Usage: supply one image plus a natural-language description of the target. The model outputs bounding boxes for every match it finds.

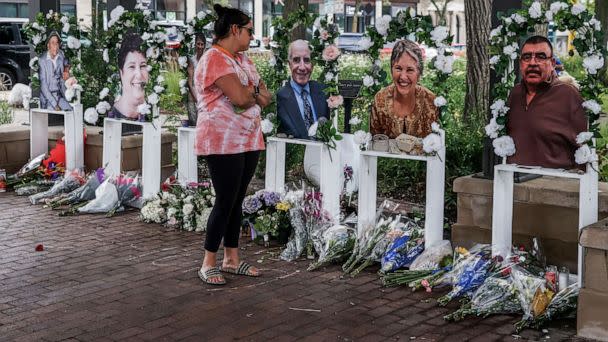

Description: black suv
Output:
[0,18,30,91]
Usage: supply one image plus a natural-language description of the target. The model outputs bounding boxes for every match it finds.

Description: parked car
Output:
[0,18,30,91]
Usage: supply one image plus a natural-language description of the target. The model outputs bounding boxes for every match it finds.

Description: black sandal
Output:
[220,261,260,277]
[198,266,226,285]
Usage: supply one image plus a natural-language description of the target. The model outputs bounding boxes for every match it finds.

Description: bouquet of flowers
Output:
[47,168,105,208]
[444,277,521,321]
[78,178,119,214]
[514,282,579,332]
[242,189,291,242]
[110,173,142,214]
[342,215,396,276]
[280,189,308,261]
[510,266,548,321]
[380,224,425,273]
[29,169,85,204]
[140,180,215,231]
[308,224,356,271]
[437,244,495,306]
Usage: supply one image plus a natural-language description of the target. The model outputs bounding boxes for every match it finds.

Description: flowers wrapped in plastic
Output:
[510,265,548,321]
[308,224,356,271]
[47,168,105,208]
[29,169,84,204]
[380,224,425,273]
[78,178,119,214]
[437,244,495,306]
[514,282,579,332]
[444,277,521,321]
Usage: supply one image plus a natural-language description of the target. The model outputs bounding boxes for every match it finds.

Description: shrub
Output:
[0,101,13,125]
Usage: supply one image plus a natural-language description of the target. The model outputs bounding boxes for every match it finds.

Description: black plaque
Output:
[338,80,362,99]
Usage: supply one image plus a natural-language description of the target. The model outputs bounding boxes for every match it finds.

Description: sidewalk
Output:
[0,192,586,341]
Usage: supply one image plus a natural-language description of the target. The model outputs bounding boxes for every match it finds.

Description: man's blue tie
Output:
[301,88,314,129]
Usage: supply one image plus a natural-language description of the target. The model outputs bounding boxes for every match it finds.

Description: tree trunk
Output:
[533,0,550,36]
[463,0,492,122]
[352,0,361,33]
[283,0,308,40]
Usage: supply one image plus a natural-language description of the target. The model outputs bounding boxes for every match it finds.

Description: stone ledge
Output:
[577,288,608,341]
[580,220,608,250]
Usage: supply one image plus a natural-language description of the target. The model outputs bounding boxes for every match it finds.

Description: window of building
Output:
[0,3,28,18]
[60,4,76,16]
[152,0,186,22]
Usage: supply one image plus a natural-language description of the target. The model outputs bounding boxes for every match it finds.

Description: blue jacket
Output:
[39,51,71,111]
[276,80,330,139]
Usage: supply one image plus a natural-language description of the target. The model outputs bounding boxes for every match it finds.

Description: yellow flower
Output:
[276,201,291,211]
[455,247,469,256]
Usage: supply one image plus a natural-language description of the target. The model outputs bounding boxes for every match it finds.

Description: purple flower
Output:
[258,191,281,207]
[343,165,353,181]
[242,195,263,214]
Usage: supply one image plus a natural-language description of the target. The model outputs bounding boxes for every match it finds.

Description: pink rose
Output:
[320,30,329,41]
[327,95,344,109]
[322,44,341,61]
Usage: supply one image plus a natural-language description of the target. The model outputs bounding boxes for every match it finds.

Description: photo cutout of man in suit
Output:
[276,39,330,139]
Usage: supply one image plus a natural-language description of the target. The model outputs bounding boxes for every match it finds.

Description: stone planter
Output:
[577,220,608,341]
[0,126,30,173]
[452,174,608,273]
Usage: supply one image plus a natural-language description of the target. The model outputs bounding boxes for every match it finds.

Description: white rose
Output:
[545,11,554,22]
[143,9,151,16]
[178,56,188,68]
[434,54,454,74]
[492,135,516,157]
[313,17,322,29]
[147,93,160,105]
[96,101,111,114]
[583,54,604,75]
[268,56,276,67]
[141,32,151,41]
[324,72,334,83]
[503,42,519,60]
[363,75,374,87]
[571,3,585,16]
[308,122,319,137]
[154,32,166,44]
[490,99,509,116]
[67,36,81,50]
[137,102,151,115]
[550,2,568,14]
[349,116,361,126]
[186,26,194,35]
[156,75,165,84]
[179,79,187,88]
[180,87,187,95]
[46,10,53,19]
[183,203,194,216]
[261,119,274,134]
[197,11,205,20]
[484,117,503,139]
[146,47,159,59]
[84,107,99,124]
[154,85,164,93]
[430,26,449,44]
[528,2,542,19]
[99,87,109,100]
[433,96,447,108]
[29,57,39,70]
[576,132,594,144]
[357,37,373,51]
[103,49,109,63]
[582,100,602,114]
[32,34,42,45]
[62,22,70,33]
[589,18,601,31]
[489,55,500,66]
[431,122,441,133]
[575,144,598,164]
[489,26,502,40]
[110,6,124,23]
[511,14,526,24]
[422,133,442,153]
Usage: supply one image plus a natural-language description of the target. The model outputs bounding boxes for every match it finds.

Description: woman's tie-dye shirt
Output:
[194,47,265,156]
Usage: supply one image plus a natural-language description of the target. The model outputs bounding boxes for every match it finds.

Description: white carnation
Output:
[261,119,274,134]
[363,75,374,87]
[576,132,594,144]
[433,96,447,107]
[147,93,160,105]
[96,101,111,114]
[430,26,449,44]
[103,49,109,63]
[528,2,542,19]
[143,9,151,16]
[84,107,98,124]
[375,15,392,36]
[490,99,509,116]
[137,102,151,115]
[349,116,361,126]
[571,3,585,15]
[583,54,604,75]
[484,117,503,139]
[575,144,598,164]
[99,87,109,100]
[357,37,373,50]
[582,100,602,114]
[183,203,194,216]
[46,10,53,19]
[422,133,442,153]
[353,130,372,146]
[492,135,516,157]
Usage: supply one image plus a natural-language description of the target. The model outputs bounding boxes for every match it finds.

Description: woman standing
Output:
[370,39,438,139]
[194,4,271,285]
[186,33,206,126]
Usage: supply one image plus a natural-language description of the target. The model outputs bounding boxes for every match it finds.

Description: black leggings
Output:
[203,151,260,253]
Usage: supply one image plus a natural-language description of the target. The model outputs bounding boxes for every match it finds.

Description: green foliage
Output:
[0,101,13,125]
[595,123,608,182]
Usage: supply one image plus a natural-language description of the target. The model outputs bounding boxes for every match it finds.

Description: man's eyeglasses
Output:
[239,26,254,36]
[520,52,552,63]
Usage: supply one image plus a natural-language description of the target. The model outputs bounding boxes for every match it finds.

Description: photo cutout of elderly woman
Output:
[107,32,149,134]
[39,31,71,113]
[370,39,439,153]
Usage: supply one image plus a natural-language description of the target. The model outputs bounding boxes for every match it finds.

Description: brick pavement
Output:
[0,192,590,341]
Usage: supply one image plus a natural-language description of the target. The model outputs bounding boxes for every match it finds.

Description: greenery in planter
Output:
[0,101,13,125]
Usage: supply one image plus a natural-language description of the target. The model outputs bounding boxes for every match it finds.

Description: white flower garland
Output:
[487,0,606,165]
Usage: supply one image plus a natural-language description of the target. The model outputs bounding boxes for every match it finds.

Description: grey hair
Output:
[287,39,311,61]
[390,39,424,75]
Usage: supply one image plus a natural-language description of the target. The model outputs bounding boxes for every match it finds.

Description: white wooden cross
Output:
[265,136,341,223]
[102,106,161,199]
[357,129,446,247]
[177,127,197,185]
[30,103,84,171]
[491,158,599,285]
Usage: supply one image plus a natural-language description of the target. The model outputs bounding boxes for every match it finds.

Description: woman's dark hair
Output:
[212,4,250,44]
[118,32,144,70]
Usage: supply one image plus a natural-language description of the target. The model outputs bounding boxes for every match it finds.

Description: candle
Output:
[559,267,569,291]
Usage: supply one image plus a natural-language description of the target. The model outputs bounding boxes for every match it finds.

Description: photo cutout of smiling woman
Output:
[108,32,149,133]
